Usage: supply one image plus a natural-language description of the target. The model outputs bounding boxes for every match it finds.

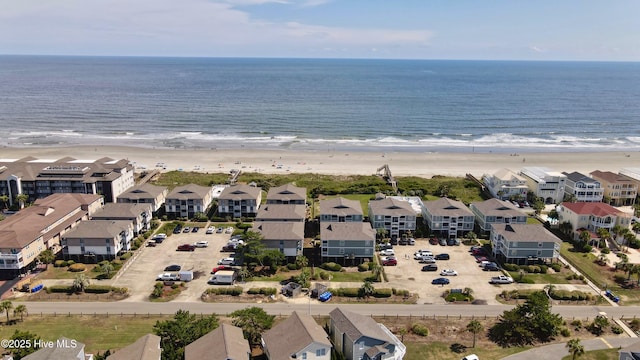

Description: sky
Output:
[1,0,639,61]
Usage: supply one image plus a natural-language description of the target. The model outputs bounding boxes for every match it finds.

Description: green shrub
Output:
[393,289,410,297]
[571,320,582,330]
[445,292,473,302]
[411,323,429,337]
[560,328,571,337]
[503,263,519,271]
[601,247,611,254]
[66,260,75,266]
[68,263,86,272]
[614,274,627,283]
[357,263,369,272]
[629,319,640,331]
[320,262,342,272]
[84,285,114,294]
[54,260,67,267]
[611,325,624,335]
[205,286,243,296]
[372,288,393,298]
[119,252,132,260]
[319,271,332,280]
[247,287,277,296]
[539,265,548,274]
[46,285,73,293]
[329,288,360,297]
[286,263,299,270]
[111,259,123,266]
[516,276,535,284]
[551,263,562,272]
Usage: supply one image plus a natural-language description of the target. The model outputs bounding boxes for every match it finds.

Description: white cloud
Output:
[529,45,547,53]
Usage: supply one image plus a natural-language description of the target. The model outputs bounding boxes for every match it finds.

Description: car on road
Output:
[381,257,397,266]
[194,241,209,248]
[380,249,395,256]
[440,269,458,276]
[216,227,224,233]
[218,257,235,265]
[432,277,450,285]
[206,226,215,234]
[211,265,233,274]
[182,227,190,233]
[156,273,179,281]
[164,264,181,271]
[176,244,196,251]
[435,253,450,260]
[191,226,199,233]
[421,264,438,272]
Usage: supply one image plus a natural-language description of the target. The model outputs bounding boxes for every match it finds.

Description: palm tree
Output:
[566,338,584,360]
[72,274,90,293]
[15,193,29,209]
[13,304,27,322]
[294,255,308,269]
[0,300,13,323]
[632,222,640,235]
[0,194,9,210]
[99,263,114,278]
[597,253,609,266]
[38,249,55,270]
[466,320,483,348]
[559,221,573,235]
[359,280,375,298]
[370,263,382,282]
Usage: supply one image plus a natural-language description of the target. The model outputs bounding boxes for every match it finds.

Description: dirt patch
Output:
[25,291,129,302]
[201,294,277,303]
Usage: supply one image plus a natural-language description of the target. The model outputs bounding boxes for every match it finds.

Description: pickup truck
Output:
[156,273,179,281]
[490,275,514,284]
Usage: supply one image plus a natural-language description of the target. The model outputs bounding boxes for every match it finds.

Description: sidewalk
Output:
[501,337,638,360]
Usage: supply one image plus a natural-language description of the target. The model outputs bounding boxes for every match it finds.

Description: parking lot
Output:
[112,224,236,301]
[380,239,518,305]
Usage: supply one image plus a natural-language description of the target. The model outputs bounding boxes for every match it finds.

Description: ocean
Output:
[1,55,640,153]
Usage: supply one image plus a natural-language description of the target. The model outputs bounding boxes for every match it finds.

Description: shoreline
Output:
[1,145,638,178]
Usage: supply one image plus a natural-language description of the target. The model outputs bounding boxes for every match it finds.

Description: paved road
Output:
[20,301,640,319]
[501,337,638,360]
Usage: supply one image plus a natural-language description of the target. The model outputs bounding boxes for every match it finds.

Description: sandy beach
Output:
[1,145,639,178]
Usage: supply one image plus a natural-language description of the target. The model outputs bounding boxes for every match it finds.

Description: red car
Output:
[210,265,233,274]
[475,256,488,263]
[177,244,196,252]
[382,257,398,266]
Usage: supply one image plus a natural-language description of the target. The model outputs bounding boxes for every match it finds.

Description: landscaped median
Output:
[201,286,278,302]
[27,284,129,301]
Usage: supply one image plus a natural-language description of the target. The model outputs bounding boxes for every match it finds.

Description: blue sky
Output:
[1,0,638,60]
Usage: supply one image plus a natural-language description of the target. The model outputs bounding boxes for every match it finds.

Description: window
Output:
[316,348,326,356]
[301,353,307,360]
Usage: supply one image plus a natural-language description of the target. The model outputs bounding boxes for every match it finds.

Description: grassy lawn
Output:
[404,341,528,360]
[560,242,606,287]
[0,314,168,354]
[38,265,100,280]
[151,171,229,189]
[507,271,572,284]
[561,348,618,360]
[327,270,375,282]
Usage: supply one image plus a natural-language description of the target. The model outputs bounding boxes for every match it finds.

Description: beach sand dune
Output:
[1,146,638,178]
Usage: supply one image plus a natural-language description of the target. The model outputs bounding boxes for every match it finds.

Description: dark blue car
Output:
[432,277,450,285]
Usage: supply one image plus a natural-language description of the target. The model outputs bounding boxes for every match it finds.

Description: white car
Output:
[194,241,209,248]
[440,269,458,276]
[218,258,235,265]
[156,273,179,281]
[206,226,215,234]
[379,249,395,256]
[225,227,234,234]
[414,249,432,257]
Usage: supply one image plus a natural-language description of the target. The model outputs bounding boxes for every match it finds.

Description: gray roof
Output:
[0,156,131,182]
[22,337,85,360]
[167,184,212,200]
[320,197,363,216]
[266,183,307,202]
[491,224,561,243]
[321,222,375,241]
[219,184,262,201]
[92,203,152,220]
[119,184,167,200]
[185,324,250,360]
[262,311,330,360]
[252,222,305,240]
[368,197,414,216]
[63,220,132,239]
[256,204,306,221]
[470,198,521,217]
[107,334,161,360]
[562,171,599,184]
[619,339,640,355]
[329,308,395,346]
[424,197,473,217]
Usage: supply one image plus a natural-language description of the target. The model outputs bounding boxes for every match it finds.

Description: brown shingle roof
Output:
[266,183,307,202]
[252,222,305,240]
[63,220,132,239]
[424,197,473,217]
[167,184,212,200]
[256,204,306,221]
[319,197,363,216]
[321,222,375,241]
[219,184,262,200]
[92,203,152,219]
[262,311,330,360]
[590,170,633,184]
[119,184,167,200]
[470,198,521,217]
[107,334,161,360]
[368,198,414,216]
[491,224,561,243]
[185,324,250,360]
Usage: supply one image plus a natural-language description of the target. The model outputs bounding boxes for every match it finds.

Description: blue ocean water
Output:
[1,55,639,153]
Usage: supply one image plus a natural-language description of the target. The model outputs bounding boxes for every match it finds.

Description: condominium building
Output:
[422,198,474,238]
[61,219,135,261]
[520,167,567,204]
[165,184,214,218]
[117,183,168,213]
[265,183,307,205]
[0,156,134,204]
[491,224,561,265]
[368,197,416,239]
[320,222,375,264]
[217,184,262,219]
[469,198,527,233]
[319,197,363,223]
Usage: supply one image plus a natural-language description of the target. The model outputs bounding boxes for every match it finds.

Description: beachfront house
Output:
[368,197,416,239]
[0,156,134,205]
[590,170,638,206]
[117,183,168,213]
[422,198,474,239]
[252,222,304,259]
[185,324,250,360]
[165,184,214,219]
[619,167,640,191]
[107,334,161,360]
[469,198,527,234]
[319,197,364,223]
[329,307,406,360]
[520,167,567,204]
[320,222,375,264]
[262,311,332,360]
[0,193,102,279]
[266,183,307,205]
[61,219,135,262]
[562,171,604,203]
[91,203,153,235]
[482,168,529,200]
[556,202,632,242]
[23,337,92,360]
[491,223,561,265]
[217,184,262,219]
